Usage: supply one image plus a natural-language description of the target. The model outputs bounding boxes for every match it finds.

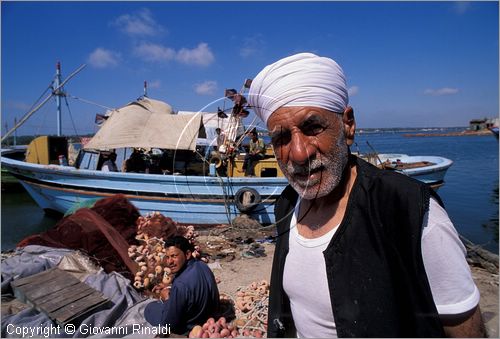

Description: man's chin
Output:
[292,183,327,200]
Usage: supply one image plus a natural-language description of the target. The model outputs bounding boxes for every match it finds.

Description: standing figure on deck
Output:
[241,130,266,176]
[248,52,485,338]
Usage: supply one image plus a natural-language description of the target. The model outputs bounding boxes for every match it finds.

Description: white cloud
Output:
[348,86,359,96]
[423,87,459,96]
[112,8,165,37]
[134,42,215,67]
[176,43,215,67]
[240,35,265,58]
[134,42,176,62]
[88,48,120,68]
[194,81,218,95]
[453,1,471,15]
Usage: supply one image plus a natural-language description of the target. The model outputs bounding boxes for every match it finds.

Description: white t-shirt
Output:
[282,197,480,338]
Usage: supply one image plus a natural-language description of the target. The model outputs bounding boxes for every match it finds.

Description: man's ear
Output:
[185,250,192,260]
[342,106,356,146]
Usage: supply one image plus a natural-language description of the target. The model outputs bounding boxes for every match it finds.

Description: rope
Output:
[66,94,114,111]
[64,95,79,136]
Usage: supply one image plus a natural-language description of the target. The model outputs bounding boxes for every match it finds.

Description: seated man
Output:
[101,152,118,172]
[242,130,266,176]
[125,148,149,173]
[144,236,220,335]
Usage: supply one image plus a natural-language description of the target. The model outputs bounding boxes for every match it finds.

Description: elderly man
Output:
[248,53,484,338]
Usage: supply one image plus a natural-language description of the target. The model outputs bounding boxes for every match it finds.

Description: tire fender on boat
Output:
[209,154,223,168]
[234,187,261,213]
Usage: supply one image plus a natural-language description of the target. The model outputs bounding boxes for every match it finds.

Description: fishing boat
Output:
[1,63,453,224]
[489,126,499,139]
[360,153,453,187]
[1,64,289,224]
[1,146,27,188]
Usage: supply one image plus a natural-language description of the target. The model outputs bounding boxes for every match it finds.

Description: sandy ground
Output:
[210,242,499,337]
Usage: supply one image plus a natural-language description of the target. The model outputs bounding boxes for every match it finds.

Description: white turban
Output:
[248,52,349,126]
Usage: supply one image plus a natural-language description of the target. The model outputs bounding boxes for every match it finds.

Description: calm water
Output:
[1,131,498,253]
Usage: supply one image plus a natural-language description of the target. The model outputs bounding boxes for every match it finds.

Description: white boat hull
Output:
[376,154,453,184]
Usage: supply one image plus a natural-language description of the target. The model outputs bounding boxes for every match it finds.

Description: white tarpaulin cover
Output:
[84,98,202,151]
[178,111,245,147]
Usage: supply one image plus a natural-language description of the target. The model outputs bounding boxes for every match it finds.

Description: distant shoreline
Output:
[403,129,494,138]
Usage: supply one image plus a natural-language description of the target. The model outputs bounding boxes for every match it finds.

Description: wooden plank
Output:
[24,273,80,301]
[11,267,110,326]
[59,298,110,326]
[50,292,108,323]
[40,288,95,313]
[12,268,79,304]
[13,268,72,295]
[34,282,93,307]
[11,267,60,287]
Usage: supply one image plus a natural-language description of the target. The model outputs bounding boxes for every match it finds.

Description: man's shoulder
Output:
[181,260,212,279]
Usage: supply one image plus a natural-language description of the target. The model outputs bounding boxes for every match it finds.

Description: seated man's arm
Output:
[164,284,189,334]
[441,305,486,337]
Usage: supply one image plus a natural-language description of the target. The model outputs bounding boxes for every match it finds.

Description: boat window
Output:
[78,151,99,170]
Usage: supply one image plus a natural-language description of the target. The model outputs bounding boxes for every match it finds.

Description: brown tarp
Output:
[17,195,140,279]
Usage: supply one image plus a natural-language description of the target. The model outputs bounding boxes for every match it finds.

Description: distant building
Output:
[469,117,498,131]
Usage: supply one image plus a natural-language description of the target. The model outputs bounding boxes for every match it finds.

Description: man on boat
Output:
[248,52,485,338]
[144,236,220,335]
[241,129,266,176]
[125,148,149,173]
[101,152,118,172]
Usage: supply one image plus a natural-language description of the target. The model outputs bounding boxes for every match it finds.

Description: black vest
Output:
[268,155,445,338]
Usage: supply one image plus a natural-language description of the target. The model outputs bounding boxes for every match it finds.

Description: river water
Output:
[1,130,498,253]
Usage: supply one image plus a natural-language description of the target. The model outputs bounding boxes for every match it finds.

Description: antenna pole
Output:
[144,81,148,97]
[14,118,17,146]
[55,62,63,136]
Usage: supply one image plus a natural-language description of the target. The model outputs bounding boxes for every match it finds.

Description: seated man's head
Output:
[249,53,356,199]
[164,236,195,274]
[250,130,258,141]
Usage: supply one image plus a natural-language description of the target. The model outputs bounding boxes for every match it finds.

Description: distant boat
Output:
[489,126,499,139]
[359,153,453,188]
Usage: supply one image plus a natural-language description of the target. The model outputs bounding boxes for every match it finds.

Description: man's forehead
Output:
[268,106,335,129]
[166,246,184,254]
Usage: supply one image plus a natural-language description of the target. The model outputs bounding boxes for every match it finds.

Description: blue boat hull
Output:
[1,156,287,225]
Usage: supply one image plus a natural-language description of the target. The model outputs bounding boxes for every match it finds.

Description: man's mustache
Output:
[285,158,324,176]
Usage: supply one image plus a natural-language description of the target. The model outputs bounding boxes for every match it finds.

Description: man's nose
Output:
[288,132,315,165]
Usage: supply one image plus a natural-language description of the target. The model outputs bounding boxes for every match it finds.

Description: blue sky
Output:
[1,1,498,136]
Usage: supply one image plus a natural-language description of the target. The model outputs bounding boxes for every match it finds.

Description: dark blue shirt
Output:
[144,259,220,335]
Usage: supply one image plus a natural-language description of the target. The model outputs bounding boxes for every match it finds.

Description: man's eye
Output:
[303,124,325,136]
[271,132,291,146]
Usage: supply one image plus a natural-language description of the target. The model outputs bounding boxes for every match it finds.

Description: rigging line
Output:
[66,94,114,111]
[27,83,53,114]
[63,95,79,136]
[235,116,260,148]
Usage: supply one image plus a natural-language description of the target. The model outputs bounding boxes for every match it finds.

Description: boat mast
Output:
[54,61,64,136]
[1,63,86,143]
